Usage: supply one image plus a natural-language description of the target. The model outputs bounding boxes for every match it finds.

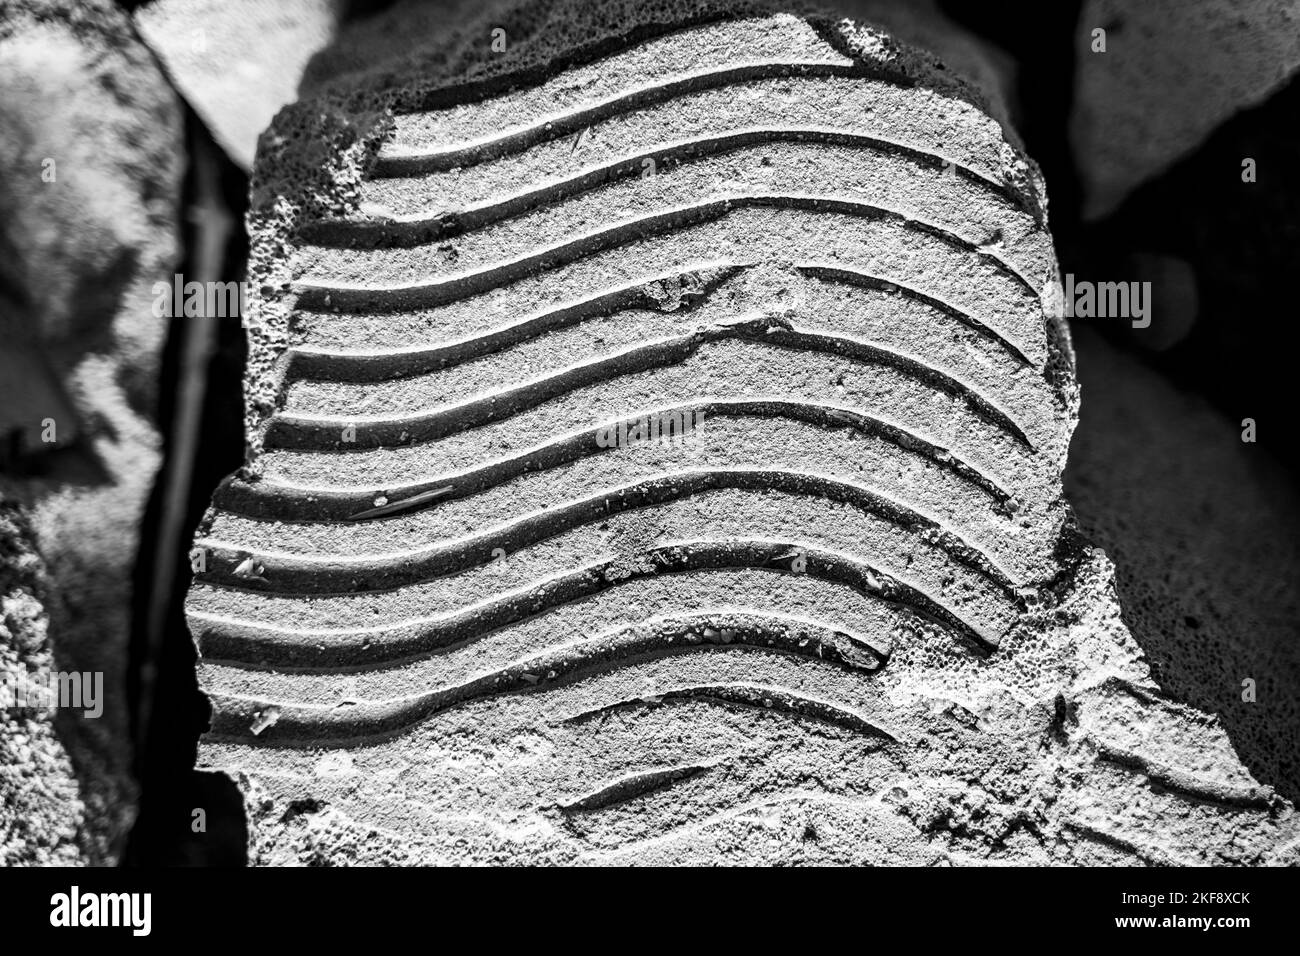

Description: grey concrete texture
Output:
[0,502,86,865]
[0,0,184,863]
[1072,0,1300,219]
[185,2,1300,864]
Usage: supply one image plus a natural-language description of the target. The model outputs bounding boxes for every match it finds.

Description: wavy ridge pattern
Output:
[295,196,1039,309]
[192,12,1067,859]
[270,320,1032,450]
[204,613,887,746]
[191,536,1001,671]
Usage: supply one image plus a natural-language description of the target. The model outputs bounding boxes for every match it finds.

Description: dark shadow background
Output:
[122,109,249,866]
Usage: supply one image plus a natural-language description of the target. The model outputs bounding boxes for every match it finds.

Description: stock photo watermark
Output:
[1061,274,1152,328]
[595,409,706,449]
[49,887,151,936]
[151,273,252,323]
[2,669,104,719]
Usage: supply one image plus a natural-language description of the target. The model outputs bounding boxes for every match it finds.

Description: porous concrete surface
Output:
[0,502,86,865]
[0,0,183,863]
[1072,0,1300,219]
[134,0,342,171]
[188,3,1299,864]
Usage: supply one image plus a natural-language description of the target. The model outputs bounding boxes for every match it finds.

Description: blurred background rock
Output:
[0,0,181,864]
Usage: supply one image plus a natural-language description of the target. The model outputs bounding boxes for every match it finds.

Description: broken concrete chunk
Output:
[186,2,1298,865]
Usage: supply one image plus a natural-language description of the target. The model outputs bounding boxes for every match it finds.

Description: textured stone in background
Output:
[0,503,85,865]
[187,2,1299,864]
[1072,0,1300,219]
[1066,327,1300,801]
[0,0,182,864]
[134,0,343,171]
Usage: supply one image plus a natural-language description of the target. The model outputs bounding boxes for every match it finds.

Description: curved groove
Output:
[293,196,1038,312]
[1094,745,1276,810]
[189,540,992,671]
[313,128,1023,249]
[375,62,861,173]
[268,320,1033,450]
[557,682,896,741]
[1063,820,1181,867]
[556,763,720,814]
[204,611,893,746]
[217,399,1010,520]
[286,265,740,383]
[796,264,1035,368]
[192,571,902,672]
[198,470,1015,598]
[288,262,1031,383]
